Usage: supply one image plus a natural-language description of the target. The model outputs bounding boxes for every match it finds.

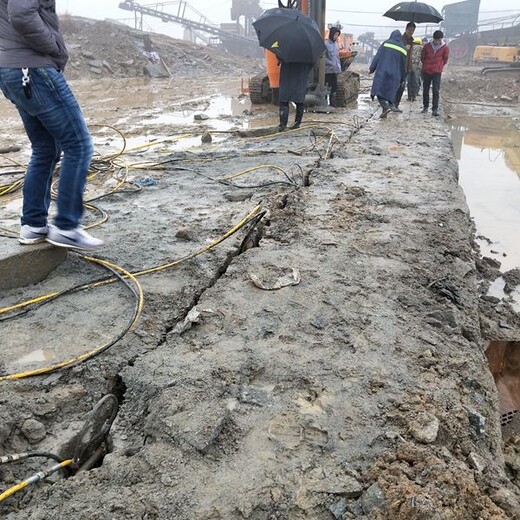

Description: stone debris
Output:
[408,413,440,444]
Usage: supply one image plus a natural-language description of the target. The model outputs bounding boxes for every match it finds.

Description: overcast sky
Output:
[56,1,520,40]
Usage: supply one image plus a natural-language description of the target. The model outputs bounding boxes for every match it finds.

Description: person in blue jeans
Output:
[0,0,103,250]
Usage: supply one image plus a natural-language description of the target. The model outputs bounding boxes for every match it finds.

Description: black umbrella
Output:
[252,8,326,64]
[383,1,443,23]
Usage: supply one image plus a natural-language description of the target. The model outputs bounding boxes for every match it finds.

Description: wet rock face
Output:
[503,268,520,293]
[361,482,386,514]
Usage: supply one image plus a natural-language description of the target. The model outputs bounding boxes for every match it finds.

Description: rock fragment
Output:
[409,413,440,443]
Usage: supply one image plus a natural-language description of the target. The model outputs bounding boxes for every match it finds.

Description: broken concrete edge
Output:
[0,242,67,291]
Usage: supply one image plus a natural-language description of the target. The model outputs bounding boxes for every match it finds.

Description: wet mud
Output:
[0,55,520,519]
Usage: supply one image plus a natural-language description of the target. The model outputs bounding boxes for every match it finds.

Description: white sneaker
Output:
[19,225,48,245]
[46,226,104,251]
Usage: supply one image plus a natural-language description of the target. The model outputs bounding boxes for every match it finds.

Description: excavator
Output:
[248,0,360,107]
[473,45,520,76]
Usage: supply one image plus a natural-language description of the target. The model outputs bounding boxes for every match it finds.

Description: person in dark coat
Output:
[369,30,407,118]
[278,60,313,131]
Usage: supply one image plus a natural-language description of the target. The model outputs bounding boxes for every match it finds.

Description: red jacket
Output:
[421,42,449,74]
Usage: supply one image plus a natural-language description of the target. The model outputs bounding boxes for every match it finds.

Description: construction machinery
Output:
[474,45,519,63]
[473,45,520,75]
[444,2,520,66]
[248,0,360,107]
[118,1,261,57]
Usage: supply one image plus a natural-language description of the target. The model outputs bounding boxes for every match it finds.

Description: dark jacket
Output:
[0,0,68,69]
[421,41,449,75]
[370,30,407,102]
[401,32,413,72]
[279,61,313,104]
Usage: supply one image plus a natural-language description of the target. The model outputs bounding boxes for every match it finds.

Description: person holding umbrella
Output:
[369,30,407,118]
[252,6,326,131]
[277,60,313,131]
[324,26,341,107]
[420,30,449,116]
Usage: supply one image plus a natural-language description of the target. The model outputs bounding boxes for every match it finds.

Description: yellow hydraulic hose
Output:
[1,114,335,379]
[0,459,72,503]
[219,164,289,181]
[0,204,261,317]
[0,256,143,381]
[0,206,261,380]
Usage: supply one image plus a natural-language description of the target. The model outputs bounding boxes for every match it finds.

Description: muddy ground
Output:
[1,19,520,519]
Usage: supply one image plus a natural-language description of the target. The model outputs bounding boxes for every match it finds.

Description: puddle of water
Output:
[123,133,228,152]
[75,77,171,109]
[136,95,251,131]
[451,116,520,272]
[355,92,374,110]
[488,278,520,313]
[74,77,251,132]
[11,348,58,367]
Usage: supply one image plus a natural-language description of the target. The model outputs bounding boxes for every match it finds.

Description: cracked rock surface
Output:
[1,18,520,519]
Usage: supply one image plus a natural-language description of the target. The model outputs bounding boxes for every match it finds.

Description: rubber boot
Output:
[278,105,289,132]
[379,99,391,119]
[290,104,304,129]
[329,93,337,107]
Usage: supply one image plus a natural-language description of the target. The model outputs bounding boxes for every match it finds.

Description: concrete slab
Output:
[0,240,67,290]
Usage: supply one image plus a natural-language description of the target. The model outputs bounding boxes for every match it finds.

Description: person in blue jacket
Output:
[324,26,341,107]
[369,30,407,118]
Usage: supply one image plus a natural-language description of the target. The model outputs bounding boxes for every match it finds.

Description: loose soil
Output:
[0,18,519,519]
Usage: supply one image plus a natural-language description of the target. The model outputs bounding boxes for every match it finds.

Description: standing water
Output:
[451,116,520,268]
[451,115,520,309]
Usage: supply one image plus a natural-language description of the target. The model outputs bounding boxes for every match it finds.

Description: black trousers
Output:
[325,73,338,95]
[421,72,442,111]
[395,81,405,107]
[407,70,421,99]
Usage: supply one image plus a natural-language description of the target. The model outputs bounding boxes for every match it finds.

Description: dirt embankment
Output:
[59,16,260,80]
[442,67,519,108]
[0,17,520,519]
